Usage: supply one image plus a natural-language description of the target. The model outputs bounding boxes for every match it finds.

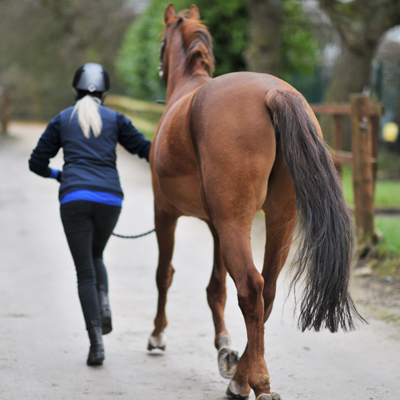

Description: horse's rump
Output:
[188,72,293,219]
[155,73,282,218]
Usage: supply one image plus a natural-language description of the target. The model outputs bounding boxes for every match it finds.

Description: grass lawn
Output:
[340,165,400,259]
[370,216,400,280]
[341,164,400,208]
[375,217,400,256]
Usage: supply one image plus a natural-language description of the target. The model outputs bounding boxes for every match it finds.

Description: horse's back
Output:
[192,71,319,139]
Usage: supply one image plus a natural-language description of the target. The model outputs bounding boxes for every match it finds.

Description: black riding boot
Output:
[98,289,112,335]
[87,324,105,366]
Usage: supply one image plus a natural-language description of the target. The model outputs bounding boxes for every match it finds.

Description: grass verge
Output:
[361,217,400,281]
[341,164,400,279]
[341,164,400,208]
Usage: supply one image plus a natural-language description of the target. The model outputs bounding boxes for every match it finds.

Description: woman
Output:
[29,63,151,366]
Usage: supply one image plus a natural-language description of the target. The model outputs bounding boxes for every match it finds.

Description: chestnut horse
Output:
[148,4,362,399]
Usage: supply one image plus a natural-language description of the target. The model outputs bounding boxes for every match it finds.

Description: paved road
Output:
[1,123,399,400]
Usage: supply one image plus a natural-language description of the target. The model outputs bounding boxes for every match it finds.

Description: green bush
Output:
[117,1,167,101]
[282,0,319,79]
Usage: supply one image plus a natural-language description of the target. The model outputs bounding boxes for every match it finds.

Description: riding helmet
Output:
[72,63,110,93]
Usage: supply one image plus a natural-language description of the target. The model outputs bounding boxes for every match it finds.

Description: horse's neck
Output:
[167,74,211,105]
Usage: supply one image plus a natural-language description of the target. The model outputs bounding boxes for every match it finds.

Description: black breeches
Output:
[60,201,121,329]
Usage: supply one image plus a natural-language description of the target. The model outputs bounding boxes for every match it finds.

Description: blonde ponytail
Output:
[71,95,103,138]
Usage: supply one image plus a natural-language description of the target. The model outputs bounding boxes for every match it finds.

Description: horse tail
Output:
[265,88,364,333]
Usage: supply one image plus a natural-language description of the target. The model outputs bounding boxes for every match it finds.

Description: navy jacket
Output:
[29,105,151,199]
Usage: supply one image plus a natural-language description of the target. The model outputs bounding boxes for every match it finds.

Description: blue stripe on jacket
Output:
[60,190,123,206]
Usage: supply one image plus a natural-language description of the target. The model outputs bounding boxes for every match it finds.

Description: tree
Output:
[117,1,168,102]
[245,0,284,76]
[245,0,319,79]
[0,0,135,120]
[318,0,400,103]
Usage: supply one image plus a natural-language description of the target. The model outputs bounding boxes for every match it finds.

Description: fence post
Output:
[350,94,376,244]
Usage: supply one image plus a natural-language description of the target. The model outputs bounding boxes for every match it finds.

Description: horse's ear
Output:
[164,3,176,24]
[189,4,200,20]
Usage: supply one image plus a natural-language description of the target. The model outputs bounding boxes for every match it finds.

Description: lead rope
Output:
[111,229,155,239]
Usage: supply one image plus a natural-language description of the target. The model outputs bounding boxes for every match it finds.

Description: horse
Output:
[147,4,363,399]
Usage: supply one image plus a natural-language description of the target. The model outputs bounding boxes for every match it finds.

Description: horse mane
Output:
[176,11,215,75]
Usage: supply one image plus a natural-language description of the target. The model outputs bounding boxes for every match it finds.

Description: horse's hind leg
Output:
[148,207,179,351]
[217,220,273,399]
[199,172,271,398]
[226,211,297,399]
[227,152,297,400]
[206,222,239,379]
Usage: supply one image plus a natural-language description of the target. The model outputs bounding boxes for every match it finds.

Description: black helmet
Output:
[72,63,110,93]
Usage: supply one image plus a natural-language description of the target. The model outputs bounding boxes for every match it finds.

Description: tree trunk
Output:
[318,0,400,144]
[322,41,375,146]
[245,0,283,77]
[324,42,375,103]
[319,0,400,104]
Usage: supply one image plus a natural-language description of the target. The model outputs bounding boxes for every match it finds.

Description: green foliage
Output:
[192,0,248,76]
[117,1,167,101]
[117,0,320,100]
[0,0,134,120]
[283,1,320,79]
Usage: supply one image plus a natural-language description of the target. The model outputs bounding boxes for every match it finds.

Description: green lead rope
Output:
[111,229,155,239]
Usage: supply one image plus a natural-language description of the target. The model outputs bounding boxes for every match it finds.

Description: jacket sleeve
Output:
[28,115,62,178]
[117,113,152,162]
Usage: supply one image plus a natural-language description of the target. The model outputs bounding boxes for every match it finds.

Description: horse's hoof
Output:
[147,334,166,351]
[257,393,281,400]
[226,380,251,399]
[218,347,239,379]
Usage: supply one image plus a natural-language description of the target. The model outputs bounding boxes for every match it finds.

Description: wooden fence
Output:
[311,94,384,243]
